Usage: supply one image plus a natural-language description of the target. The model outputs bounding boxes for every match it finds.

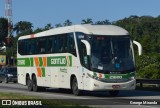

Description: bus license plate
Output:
[112,85,120,89]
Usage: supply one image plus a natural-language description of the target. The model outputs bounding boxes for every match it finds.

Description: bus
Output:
[17,24,142,96]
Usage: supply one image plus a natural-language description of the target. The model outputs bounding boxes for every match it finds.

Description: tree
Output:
[114,15,160,79]
[13,21,33,36]
[0,18,8,42]
[55,23,62,28]
[95,19,111,25]
[33,27,44,34]
[63,19,72,26]
[81,18,93,24]
[44,23,53,30]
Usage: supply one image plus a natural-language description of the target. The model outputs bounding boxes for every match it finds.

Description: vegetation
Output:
[0,15,160,79]
[114,16,160,79]
[0,92,38,99]
[136,84,160,92]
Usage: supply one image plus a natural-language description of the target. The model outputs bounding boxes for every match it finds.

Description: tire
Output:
[109,90,119,97]
[71,77,81,96]
[32,76,39,92]
[27,77,33,91]
[0,81,2,83]
[13,81,17,83]
[4,77,8,83]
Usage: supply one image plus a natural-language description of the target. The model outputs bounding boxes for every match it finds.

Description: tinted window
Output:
[68,33,76,56]
[18,33,77,56]
[46,37,53,53]
[28,39,36,54]
[56,34,67,53]
[18,40,25,55]
[37,38,47,54]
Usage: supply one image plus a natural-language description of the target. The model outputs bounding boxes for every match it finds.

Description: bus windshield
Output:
[90,36,135,73]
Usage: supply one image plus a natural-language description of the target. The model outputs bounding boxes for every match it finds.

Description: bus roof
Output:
[18,24,129,40]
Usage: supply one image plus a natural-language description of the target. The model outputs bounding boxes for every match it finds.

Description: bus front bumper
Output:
[88,78,136,91]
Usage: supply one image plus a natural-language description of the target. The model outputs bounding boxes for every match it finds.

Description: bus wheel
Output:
[109,90,119,96]
[72,77,81,96]
[32,76,39,92]
[27,77,33,91]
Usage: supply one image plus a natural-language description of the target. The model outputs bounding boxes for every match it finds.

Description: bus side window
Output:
[37,38,47,54]
[28,39,35,55]
[68,33,76,56]
[46,37,53,53]
[55,36,58,53]
[24,40,27,55]
[56,34,67,53]
[18,40,25,55]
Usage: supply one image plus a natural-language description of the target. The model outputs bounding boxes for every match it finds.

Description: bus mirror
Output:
[133,40,142,56]
[81,40,91,55]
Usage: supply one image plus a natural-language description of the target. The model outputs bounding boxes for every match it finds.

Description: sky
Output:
[0,0,160,29]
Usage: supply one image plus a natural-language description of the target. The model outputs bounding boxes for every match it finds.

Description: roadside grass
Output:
[0,92,91,108]
[136,84,160,92]
[0,92,37,99]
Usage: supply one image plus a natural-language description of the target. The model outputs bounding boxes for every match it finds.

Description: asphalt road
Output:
[0,82,160,108]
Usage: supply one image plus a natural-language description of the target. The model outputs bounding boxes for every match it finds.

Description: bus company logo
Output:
[48,56,72,67]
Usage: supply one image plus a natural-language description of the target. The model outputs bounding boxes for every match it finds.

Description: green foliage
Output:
[13,21,33,36]
[114,15,160,79]
[136,54,160,79]
[0,18,8,42]
[115,15,160,54]
[55,23,63,28]
[63,19,72,26]
[81,18,93,24]
[95,19,111,25]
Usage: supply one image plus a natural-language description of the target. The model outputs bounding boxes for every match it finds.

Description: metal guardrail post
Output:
[140,83,143,88]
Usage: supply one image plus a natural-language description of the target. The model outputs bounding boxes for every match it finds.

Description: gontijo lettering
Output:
[51,58,66,64]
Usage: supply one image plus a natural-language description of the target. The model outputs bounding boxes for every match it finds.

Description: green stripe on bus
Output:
[68,56,72,66]
[104,74,110,79]
[17,58,31,67]
[104,72,135,79]
[39,57,43,66]
[41,68,45,77]
[94,72,97,77]
[17,56,72,67]
[30,58,34,66]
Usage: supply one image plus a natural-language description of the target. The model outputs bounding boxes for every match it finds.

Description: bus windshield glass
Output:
[76,33,135,73]
[90,36,135,73]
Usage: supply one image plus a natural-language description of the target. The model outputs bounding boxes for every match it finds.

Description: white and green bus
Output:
[17,24,142,96]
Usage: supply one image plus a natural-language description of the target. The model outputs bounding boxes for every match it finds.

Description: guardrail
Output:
[136,79,160,87]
